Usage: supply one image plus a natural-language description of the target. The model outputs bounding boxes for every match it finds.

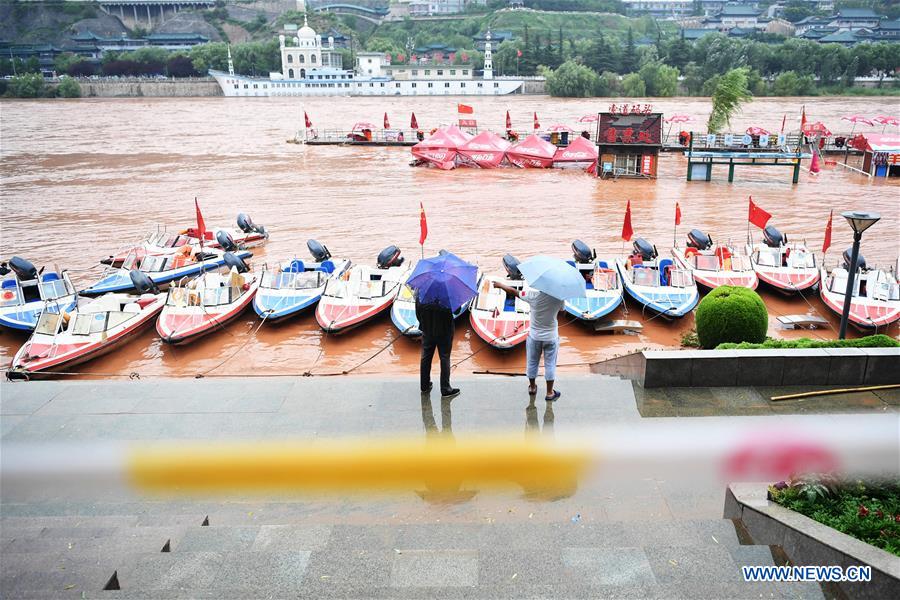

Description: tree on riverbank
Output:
[544,60,599,97]
[707,68,753,133]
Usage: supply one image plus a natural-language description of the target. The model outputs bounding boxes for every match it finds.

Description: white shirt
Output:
[519,290,564,342]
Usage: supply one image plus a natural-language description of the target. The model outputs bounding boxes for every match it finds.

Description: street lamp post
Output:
[838,210,881,339]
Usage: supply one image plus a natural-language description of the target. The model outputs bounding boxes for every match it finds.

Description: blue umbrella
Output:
[519,255,586,300]
[407,252,478,311]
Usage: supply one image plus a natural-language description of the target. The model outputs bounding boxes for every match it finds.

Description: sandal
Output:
[528,384,537,395]
[545,390,561,402]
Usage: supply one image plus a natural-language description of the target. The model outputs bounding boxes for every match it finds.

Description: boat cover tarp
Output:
[859,133,900,154]
[552,136,599,164]
[411,126,473,170]
[458,131,511,168]
[506,134,557,168]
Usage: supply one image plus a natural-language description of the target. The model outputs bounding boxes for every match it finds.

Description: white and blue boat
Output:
[390,268,472,338]
[83,244,251,296]
[0,257,77,331]
[615,239,699,319]
[563,240,623,322]
[253,240,350,322]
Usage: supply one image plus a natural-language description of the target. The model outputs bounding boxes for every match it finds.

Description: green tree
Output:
[598,71,621,96]
[621,28,637,74]
[682,61,704,96]
[664,35,692,71]
[6,73,46,98]
[545,60,600,97]
[707,67,752,132]
[53,52,82,74]
[622,72,646,96]
[56,76,81,98]
[842,56,859,88]
[772,70,815,95]
[638,61,679,97]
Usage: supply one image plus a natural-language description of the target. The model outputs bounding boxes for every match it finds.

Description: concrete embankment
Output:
[78,78,223,98]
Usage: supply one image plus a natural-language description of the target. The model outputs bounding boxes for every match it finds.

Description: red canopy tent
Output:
[552,136,598,169]
[458,131,511,169]
[506,134,557,168]
[411,127,471,170]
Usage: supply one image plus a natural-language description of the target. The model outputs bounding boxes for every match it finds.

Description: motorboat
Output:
[616,238,699,318]
[315,245,410,334]
[469,255,532,349]
[83,231,252,295]
[747,226,819,293]
[563,240,623,322]
[8,271,165,378]
[0,257,77,331]
[253,240,350,322]
[819,249,900,330]
[101,213,267,267]
[390,267,472,338]
[156,253,260,345]
[672,229,758,290]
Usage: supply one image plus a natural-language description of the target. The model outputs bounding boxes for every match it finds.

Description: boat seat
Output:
[1,279,17,289]
[598,261,609,269]
[287,260,305,273]
[566,260,576,268]
[504,296,517,312]
[317,260,335,273]
[123,303,141,313]
[136,297,156,309]
[585,280,594,290]
[41,273,60,282]
[658,259,673,286]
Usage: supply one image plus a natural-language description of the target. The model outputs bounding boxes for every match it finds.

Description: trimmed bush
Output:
[695,286,768,349]
[718,335,899,350]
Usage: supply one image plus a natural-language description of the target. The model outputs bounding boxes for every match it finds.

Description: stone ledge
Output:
[724,482,900,600]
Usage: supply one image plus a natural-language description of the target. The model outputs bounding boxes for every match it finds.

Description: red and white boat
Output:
[8,272,165,378]
[102,213,267,267]
[315,246,410,334]
[671,229,758,290]
[746,226,819,293]
[156,254,259,345]
[469,256,532,349]
[819,252,900,330]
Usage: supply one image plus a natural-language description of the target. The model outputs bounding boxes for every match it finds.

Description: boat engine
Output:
[307,239,331,262]
[763,225,787,248]
[9,257,37,281]
[572,240,595,263]
[216,230,238,252]
[503,254,523,280]
[0,262,8,276]
[129,270,159,294]
[237,213,267,236]
[633,239,657,261]
[686,229,712,250]
[224,252,250,273]
[842,248,866,272]
[377,245,404,269]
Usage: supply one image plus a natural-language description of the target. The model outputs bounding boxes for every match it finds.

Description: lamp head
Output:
[841,211,880,235]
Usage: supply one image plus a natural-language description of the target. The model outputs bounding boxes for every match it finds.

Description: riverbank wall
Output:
[79,78,223,98]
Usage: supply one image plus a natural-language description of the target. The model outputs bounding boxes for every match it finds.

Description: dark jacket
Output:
[415,300,454,339]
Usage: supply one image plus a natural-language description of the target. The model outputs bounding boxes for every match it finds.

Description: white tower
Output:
[227,45,234,76]
[483,30,493,80]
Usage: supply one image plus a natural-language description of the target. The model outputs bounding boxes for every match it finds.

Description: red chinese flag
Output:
[419,202,428,246]
[822,209,833,255]
[675,202,682,226]
[533,112,540,131]
[800,106,807,132]
[458,103,474,114]
[194,198,206,246]
[383,112,390,129]
[516,49,522,58]
[621,200,633,242]
[748,196,771,229]
[505,110,512,130]
[304,111,312,128]
[410,112,418,130]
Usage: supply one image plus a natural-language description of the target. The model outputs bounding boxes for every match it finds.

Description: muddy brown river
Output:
[1,96,898,379]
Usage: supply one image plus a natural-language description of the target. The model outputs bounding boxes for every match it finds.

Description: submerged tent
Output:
[457,131,512,168]
[506,134,557,168]
[411,126,472,170]
[552,136,598,169]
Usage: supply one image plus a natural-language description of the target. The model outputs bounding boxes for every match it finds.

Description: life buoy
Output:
[2,290,15,301]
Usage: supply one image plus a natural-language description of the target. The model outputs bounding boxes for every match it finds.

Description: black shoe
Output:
[441,387,460,399]
[422,382,433,393]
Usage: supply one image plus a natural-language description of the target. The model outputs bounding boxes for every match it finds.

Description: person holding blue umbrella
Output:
[493,255,585,402]
[408,251,478,398]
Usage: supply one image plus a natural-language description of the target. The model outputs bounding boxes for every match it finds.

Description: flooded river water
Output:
[1,96,898,378]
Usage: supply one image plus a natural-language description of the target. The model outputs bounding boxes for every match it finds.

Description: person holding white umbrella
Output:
[493,256,585,402]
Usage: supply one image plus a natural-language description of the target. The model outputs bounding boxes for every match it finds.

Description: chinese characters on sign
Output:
[641,155,653,175]
[458,119,477,128]
[598,113,663,146]
[608,103,653,116]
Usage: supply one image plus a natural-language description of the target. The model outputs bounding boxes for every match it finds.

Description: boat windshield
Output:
[1,281,22,306]
[72,312,109,336]
[261,271,324,290]
[668,269,694,288]
[202,286,240,307]
[398,285,415,301]
[40,278,71,301]
[694,255,719,271]
[830,273,859,297]
[731,255,752,271]
[592,269,618,291]
[632,268,658,287]
[140,256,172,273]
[754,248,780,267]
[34,311,61,335]
[871,273,900,301]
[787,250,816,269]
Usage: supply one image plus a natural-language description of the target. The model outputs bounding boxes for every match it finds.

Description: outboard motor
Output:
[763,225,786,248]
[307,239,331,262]
[223,251,250,273]
[9,257,38,281]
[0,262,9,276]
[686,229,712,250]
[632,239,657,261]
[129,269,160,294]
[503,254,522,280]
[572,239,595,263]
[377,245,404,269]
[842,248,866,272]
[237,213,267,236]
[216,230,238,252]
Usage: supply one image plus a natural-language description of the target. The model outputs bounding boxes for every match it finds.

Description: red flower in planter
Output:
[858,505,869,517]
[895,514,900,523]
[875,509,884,519]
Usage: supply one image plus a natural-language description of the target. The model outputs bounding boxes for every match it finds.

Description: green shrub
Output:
[695,286,767,349]
[56,76,81,98]
[718,335,899,350]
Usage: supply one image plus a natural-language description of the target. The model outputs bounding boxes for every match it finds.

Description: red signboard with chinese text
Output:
[598,113,663,147]
[458,119,477,128]
[641,154,653,175]
[608,103,653,116]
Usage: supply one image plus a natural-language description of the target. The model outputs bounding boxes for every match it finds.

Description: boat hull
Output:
[84,251,252,295]
[316,296,394,334]
[157,282,259,345]
[754,267,819,294]
[616,260,699,319]
[0,297,77,332]
[819,269,900,329]
[672,250,758,290]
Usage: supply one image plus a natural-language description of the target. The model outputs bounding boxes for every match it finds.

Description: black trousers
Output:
[420,332,453,393]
